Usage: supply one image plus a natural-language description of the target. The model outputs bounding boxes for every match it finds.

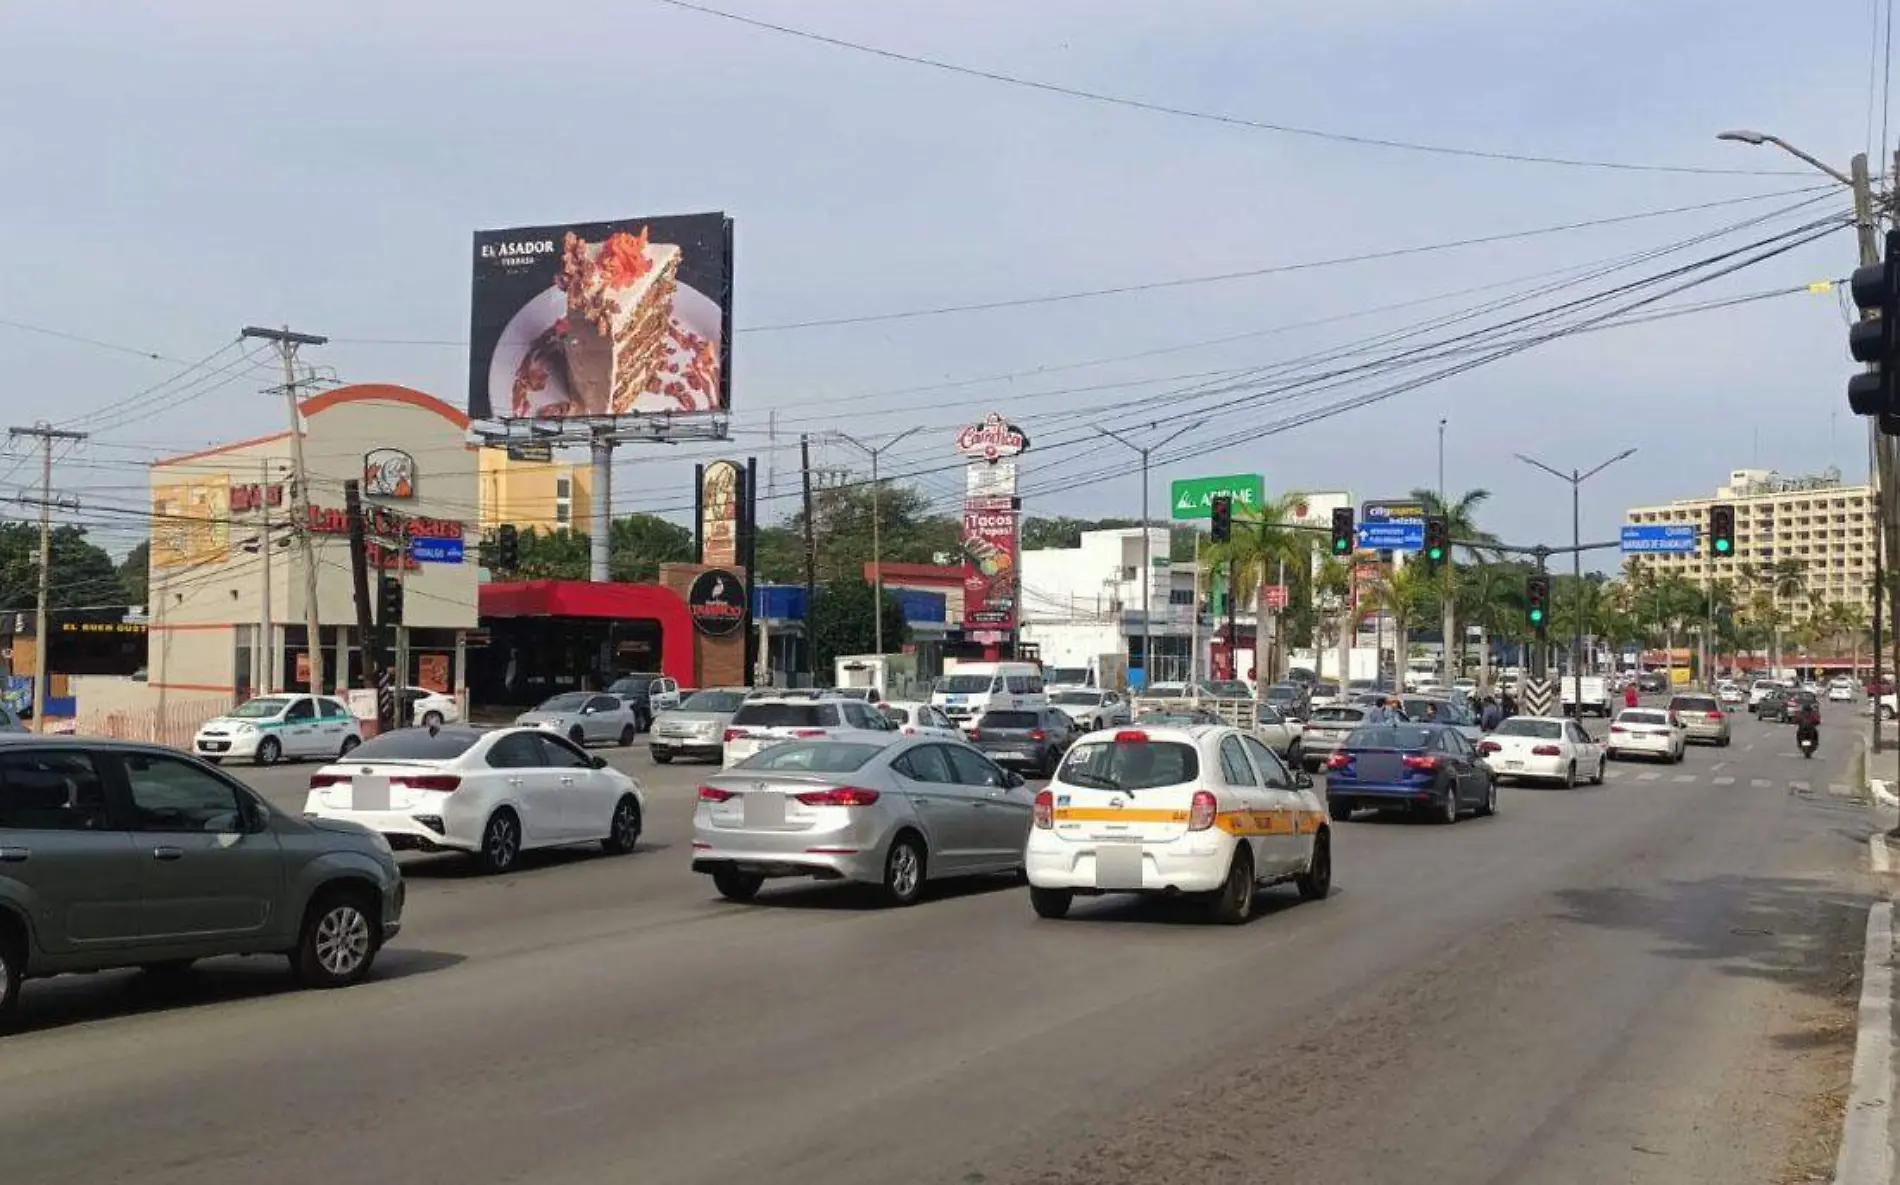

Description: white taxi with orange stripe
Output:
[1024,724,1332,924]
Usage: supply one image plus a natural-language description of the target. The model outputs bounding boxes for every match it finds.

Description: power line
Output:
[648,0,1809,177]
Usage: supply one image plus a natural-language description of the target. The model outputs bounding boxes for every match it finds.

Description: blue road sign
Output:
[1619,524,1698,554]
[410,537,466,564]
[1357,522,1425,551]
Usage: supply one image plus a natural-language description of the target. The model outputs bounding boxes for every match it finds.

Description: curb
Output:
[1876,780,1899,810]
[1836,900,1895,1184]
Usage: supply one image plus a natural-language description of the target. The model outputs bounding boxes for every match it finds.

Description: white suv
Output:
[721,696,896,768]
[1024,724,1332,924]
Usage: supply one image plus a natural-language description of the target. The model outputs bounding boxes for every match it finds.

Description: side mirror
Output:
[1293,771,1315,790]
[591,755,608,769]
[1006,770,1026,788]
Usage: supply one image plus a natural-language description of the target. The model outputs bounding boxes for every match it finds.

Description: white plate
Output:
[487,282,723,419]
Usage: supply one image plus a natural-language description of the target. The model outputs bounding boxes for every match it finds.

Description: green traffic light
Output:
[1715,539,1731,553]
[1428,546,1444,561]
[1529,609,1544,623]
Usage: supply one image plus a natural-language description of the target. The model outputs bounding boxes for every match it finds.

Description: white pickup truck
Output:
[1558,675,1612,718]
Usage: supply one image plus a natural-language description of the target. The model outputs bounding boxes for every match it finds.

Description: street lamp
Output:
[1715,130,1856,187]
[832,426,923,657]
[1097,419,1205,688]
[1514,448,1638,715]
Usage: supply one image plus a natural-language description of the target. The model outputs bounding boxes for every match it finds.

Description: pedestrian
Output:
[1624,681,1639,710]
[1480,696,1503,732]
[1500,688,1517,718]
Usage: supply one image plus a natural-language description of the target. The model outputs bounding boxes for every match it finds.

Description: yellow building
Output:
[478,449,593,534]
[1623,468,1876,621]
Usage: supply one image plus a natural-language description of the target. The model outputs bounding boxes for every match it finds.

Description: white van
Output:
[932,662,1048,731]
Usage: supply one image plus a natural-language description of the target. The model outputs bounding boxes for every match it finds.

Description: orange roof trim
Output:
[152,383,470,469]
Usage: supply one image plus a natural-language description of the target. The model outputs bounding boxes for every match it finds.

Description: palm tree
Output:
[1207,493,1313,681]
[1749,558,1808,670]
[1649,574,1704,686]
[1458,561,1520,691]
[1361,561,1434,689]
[1409,487,1504,680]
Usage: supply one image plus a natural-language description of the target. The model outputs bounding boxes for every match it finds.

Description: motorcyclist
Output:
[1795,696,1822,750]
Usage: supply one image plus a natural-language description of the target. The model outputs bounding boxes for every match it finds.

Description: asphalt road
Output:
[0,703,1875,1185]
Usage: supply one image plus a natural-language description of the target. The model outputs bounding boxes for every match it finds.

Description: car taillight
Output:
[1708,709,1723,719]
[723,728,745,742]
[309,773,346,788]
[1402,754,1439,771]
[1033,790,1054,829]
[903,727,916,735]
[1477,741,1500,754]
[1115,730,1148,744]
[968,729,981,741]
[394,775,460,793]
[1187,790,1218,831]
[1609,725,1627,734]
[697,786,735,803]
[794,787,881,807]
[1530,745,1562,757]
[1325,752,1350,770]
[1029,729,1047,742]
[792,729,827,738]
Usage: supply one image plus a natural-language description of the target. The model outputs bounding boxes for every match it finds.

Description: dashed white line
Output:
[1711,761,1729,771]
[1671,774,1696,783]
[1712,776,1736,785]
[1751,778,1773,788]
[1637,772,1662,782]
[1789,781,1811,794]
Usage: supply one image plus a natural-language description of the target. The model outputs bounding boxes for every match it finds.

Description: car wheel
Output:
[568,726,586,747]
[479,809,522,875]
[1674,745,1686,764]
[1882,704,1895,721]
[1285,741,1303,769]
[1329,797,1353,821]
[713,869,764,902]
[1208,845,1256,924]
[0,926,21,1024]
[600,795,642,854]
[1437,780,1460,825]
[420,711,443,728]
[255,736,282,766]
[618,725,637,747]
[883,835,927,907]
[1563,762,1577,790]
[291,887,379,989]
[651,749,674,765]
[337,735,360,759]
[1296,832,1332,901]
[1030,886,1073,919]
[1591,757,1605,785]
[1476,775,1498,817]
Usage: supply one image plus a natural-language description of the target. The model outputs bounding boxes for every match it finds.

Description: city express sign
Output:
[1170,474,1264,521]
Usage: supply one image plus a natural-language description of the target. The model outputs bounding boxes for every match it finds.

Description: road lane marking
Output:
[1789,781,1810,794]
[1751,779,1773,788]
[1672,774,1696,783]
[1711,761,1729,771]
[1872,834,1892,875]
[1637,772,1662,781]
[1712,776,1736,785]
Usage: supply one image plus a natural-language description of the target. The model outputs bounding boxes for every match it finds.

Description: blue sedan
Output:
[1321,722,1497,824]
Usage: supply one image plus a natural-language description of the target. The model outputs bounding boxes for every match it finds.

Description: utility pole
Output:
[833,428,922,656]
[8,424,85,733]
[242,325,327,696]
[1097,420,1204,689]
[257,459,275,694]
[1516,449,1637,714]
[800,433,817,684]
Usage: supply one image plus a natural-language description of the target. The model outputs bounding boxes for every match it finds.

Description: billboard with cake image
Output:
[469,212,734,421]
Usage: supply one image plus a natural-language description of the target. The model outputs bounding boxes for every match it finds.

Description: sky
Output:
[0,0,1884,570]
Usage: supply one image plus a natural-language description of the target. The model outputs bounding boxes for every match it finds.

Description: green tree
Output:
[806,578,909,674]
[1361,561,1435,673]
[608,514,693,582]
[118,540,151,606]
[1410,487,1502,678]
[0,523,124,611]
[1206,494,1313,679]
[481,526,590,580]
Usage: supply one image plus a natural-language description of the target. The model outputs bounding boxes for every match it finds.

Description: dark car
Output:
[1321,722,1497,824]
[1755,688,1795,722]
[970,707,1075,775]
[1263,682,1310,720]
[606,673,682,732]
[1773,689,1821,724]
[1636,671,1669,694]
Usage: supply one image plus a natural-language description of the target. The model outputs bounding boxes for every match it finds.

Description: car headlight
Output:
[234,722,257,734]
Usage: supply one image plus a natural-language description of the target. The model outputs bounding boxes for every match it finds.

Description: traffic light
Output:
[1330,506,1354,555]
[378,574,403,627]
[1525,573,1550,631]
[495,523,519,571]
[1708,503,1735,558]
[1849,228,1900,431]
[1423,515,1449,569]
[1210,495,1232,543]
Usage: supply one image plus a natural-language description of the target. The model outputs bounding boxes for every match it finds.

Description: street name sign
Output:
[1358,498,1427,551]
[1172,474,1264,520]
[1619,525,1698,554]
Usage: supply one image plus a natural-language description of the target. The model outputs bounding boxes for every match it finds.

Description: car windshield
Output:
[1309,707,1365,724]
[1202,681,1251,699]
[537,693,589,712]
[1313,683,1339,697]
[1052,692,1102,706]
[878,705,912,724]
[940,674,994,694]
[735,741,882,773]
[1493,719,1563,739]
[1621,710,1668,725]
[1043,668,1087,686]
[348,728,483,762]
[679,690,745,712]
[731,703,841,729]
[1344,725,1436,750]
[979,711,1041,729]
[1672,697,1719,712]
[608,676,655,694]
[1059,738,1198,791]
[1264,684,1298,701]
[230,697,293,718]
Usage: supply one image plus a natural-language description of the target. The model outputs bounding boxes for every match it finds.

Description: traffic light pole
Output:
[1851,152,1895,756]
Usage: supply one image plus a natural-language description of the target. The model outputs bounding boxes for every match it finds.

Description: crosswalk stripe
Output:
[1713,776,1736,785]
[1637,772,1662,781]
[1831,783,1852,796]
[1672,774,1696,783]
[1789,781,1810,793]
[1751,779,1773,788]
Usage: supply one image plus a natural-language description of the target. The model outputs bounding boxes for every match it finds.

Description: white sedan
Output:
[400,686,461,726]
[1048,689,1130,731]
[304,725,646,874]
[1605,708,1687,763]
[1476,715,1605,787]
[193,694,362,765]
[876,700,965,739]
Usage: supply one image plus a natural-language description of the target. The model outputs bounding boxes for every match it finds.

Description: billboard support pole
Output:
[590,429,613,584]
[742,458,758,687]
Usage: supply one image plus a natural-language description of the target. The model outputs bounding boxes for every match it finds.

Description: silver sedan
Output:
[691,735,1034,906]
[514,692,641,748]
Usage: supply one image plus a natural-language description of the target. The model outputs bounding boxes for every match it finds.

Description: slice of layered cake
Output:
[552,227,680,415]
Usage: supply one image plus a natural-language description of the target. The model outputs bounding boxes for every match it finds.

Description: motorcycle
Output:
[1797,721,1819,759]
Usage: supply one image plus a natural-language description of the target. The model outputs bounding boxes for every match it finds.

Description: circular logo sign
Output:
[688,568,747,637]
[955,412,1030,463]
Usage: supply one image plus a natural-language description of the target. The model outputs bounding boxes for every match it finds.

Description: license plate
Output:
[200,740,229,752]
[352,776,390,811]
[1095,843,1144,890]
[743,794,786,828]
[1504,760,1524,769]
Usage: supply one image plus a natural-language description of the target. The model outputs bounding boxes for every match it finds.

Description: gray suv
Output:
[0,735,404,1025]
